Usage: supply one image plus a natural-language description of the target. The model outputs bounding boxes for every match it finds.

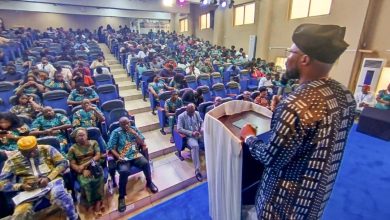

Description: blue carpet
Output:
[130,125,390,220]
[130,183,211,220]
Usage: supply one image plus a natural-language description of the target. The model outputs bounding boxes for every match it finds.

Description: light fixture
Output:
[163,0,174,7]
[179,0,185,3]
[228,0,234,8]
[220,0,227,7]
[202,0,209,5]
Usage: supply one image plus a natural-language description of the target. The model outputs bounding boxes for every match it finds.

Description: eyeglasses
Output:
[285,48,303,56]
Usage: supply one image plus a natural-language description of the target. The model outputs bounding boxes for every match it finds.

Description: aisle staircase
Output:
[86,44,206,220]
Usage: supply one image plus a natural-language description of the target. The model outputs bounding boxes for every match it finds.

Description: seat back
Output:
[96,84,119,104]
[108,108,130,126]
[185,75,198,90]
[226,81,240,96]
[212,83,227,98]
[37,136,61,152]
[197,74,211,87]
[87,127,107,153]
[251,91,260,100]
[17,115,33,127]
[174,68,185,75]
[179,88,192,98]
[158,91,173,108]
[54,60,73,68]
[175,106,187,117]
[93,74,113,87]
[198,101,214,119]
[101,100,125,123]
[42,90,70,112]
[211,72,222,85]
[141,70,156,82]
[0,82,15,111]
[197,86,212,101]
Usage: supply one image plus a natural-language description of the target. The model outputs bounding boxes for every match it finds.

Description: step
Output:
[113,73,129,81]
[118,80,137,90]
[125,99,150,115]
[143,129,176,159]
[119,89,143,101]
[111,69,127,75]
[133,111,160,133]
[110,64,123,70]
[97,153,207,220]
[107,60,120,65]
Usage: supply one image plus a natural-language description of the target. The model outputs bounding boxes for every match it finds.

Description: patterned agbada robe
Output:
[246,78,356,220]
[0,144,68,191]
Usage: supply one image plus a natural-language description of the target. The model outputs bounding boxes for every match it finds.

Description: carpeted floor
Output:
[130,125,390,220]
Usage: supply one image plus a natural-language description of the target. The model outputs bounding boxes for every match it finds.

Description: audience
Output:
[107,117,158,212]
[164,91,184,142]
[254,87,270,109]
[375,83,390,110]
[67,83,99,106]
[0,136,79,220]
[90,55,109,69]
[30,106,72,154]
[45,71,72,92]
[9,94,42,119]
[177,104,204,182]
[0,112,29,151]
[72,99,105,128]
[68,128,105,215]
[355,84,375,112]
[15,74,46,96]
[0,63,23,85]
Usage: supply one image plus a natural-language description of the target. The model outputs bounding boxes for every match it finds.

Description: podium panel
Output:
[204,101,272,220]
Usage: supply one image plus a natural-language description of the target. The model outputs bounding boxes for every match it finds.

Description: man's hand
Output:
[38,177,50,188]
[192,131,200,137]
[240,124,256,141]
[83,169,92,178]
[21,183,33,191]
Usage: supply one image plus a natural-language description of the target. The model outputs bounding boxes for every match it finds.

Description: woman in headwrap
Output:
[67,128,105,215]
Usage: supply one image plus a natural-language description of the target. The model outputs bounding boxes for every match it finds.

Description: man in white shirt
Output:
[355,84,375,112]
[49,66,73,82]
[258,73,274,94]
[186,64,201,78]
[36,57,56,76]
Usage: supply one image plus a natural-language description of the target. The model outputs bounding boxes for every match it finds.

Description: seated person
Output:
[36,57,56,76]
[90,55,110,69]
[49,66,73,82]
[10,94,42,119]
[254,86,270,109]
[30,107,72,154]
[72,99,105,128]
[136,61,148,80]
[355,84,375,112]
[148,75,174,100]
[181,89,196,106]
[241,91,253,102]
[67,83,99,106]
[93,66,110,76]
[258,73,274,94]
[199,58,214,74]
[185,63,201,77]
[15,74,46,96]
[37,70,50,83]
[177,104,204,182]
[164,91,184,141]
[68,128,105,215]
[206,96,223,113]
[169,73,187,90]
[149,58,163,72]
[0,136,79,220]
[44,71,72,92]
[0,112,29,152]
[107,117,158,213]
[72,61,91,76]
[0,63,23,85]
[71,69,94,88]
[375,83,390,110]
[159,64,175,79]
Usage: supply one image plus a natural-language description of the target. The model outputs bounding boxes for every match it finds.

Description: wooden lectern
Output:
[204,100,272,220]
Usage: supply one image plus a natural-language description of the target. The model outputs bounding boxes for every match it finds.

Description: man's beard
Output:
[285,67,300,80]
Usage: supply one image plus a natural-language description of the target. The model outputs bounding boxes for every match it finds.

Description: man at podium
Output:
[240,24,357,219]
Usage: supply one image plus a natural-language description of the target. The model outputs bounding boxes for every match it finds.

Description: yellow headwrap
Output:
[17,136,37,150]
